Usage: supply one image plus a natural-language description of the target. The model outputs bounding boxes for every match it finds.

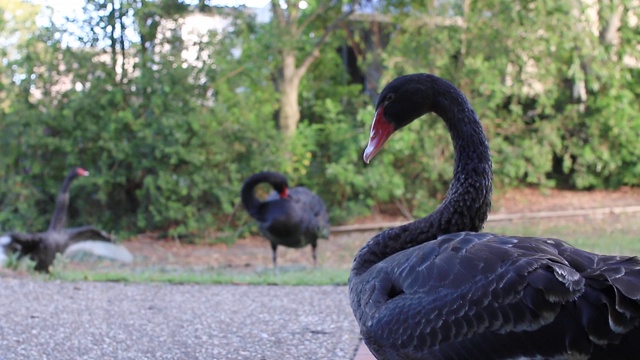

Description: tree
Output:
[1,0,638,241]
[0,0,42,110]
[270,0,359,136]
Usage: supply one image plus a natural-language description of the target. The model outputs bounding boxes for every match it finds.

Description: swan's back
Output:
[351,231,640,360]
[263,186,330,246]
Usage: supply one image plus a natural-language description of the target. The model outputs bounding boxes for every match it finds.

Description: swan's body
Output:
[241,171,330,266]
[349,74,640,359]
[1,167,113,272]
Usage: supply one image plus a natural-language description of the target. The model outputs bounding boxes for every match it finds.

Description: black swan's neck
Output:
[242,172,287,221]
[48,174,76,231]
[352,80,492,277]
[241,178,263,220]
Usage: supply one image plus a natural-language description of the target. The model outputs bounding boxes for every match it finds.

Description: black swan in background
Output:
[1,167,114,272]
[241,171,330,267]
[349,73,640,359]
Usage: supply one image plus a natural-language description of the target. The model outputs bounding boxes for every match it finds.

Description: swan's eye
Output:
[384,93,395,104]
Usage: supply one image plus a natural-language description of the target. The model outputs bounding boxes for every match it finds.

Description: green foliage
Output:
[0,0,286,238]
[1,0,639,242]
[380,0,640,191]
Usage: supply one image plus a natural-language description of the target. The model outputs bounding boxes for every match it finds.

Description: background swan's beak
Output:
[363,109,395,164]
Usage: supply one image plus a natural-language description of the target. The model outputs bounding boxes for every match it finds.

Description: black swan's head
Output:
[256,171,289,199]
[364,74,455,163]
[70,167,90,179]
[270,175,289,199]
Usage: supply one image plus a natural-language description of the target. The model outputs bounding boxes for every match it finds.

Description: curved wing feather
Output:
[65,226,113,243]
[354,232,640,359]
[289,187,330,239]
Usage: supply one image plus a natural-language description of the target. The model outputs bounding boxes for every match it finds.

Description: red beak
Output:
[279,187,289,199]
[77,168,90,176]
[363,108,395,164]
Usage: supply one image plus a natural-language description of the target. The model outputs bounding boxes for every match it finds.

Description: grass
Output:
[48,265,351,286]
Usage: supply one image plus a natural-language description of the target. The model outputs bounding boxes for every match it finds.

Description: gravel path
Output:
[0,279,361,360]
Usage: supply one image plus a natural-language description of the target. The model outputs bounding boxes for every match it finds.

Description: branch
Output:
[214,66,247,87]
[349,12,466,28]
[298,2,331,33]
[599,4,624,46]
[296,6,356,79]
[286,0,300,31]
[394,199,415,221]
[271,0,286,26]
[343,23,364,58]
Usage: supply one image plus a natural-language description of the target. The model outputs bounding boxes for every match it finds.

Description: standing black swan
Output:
[241,171,330,267]
[349,73,640,359]
[1,167,113,272]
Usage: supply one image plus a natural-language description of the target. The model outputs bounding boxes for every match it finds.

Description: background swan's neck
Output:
[48,176,75,231]
[241,178,264,220]
[351,96,492,277]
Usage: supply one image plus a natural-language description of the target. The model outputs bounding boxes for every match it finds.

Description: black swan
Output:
[349,73,640,359]
[1,167,113,272]
[241,171,330,267]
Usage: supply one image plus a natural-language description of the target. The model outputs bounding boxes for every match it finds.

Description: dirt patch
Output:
[114,187,640,271]
[492,187,640,214]
[120,231,369,271]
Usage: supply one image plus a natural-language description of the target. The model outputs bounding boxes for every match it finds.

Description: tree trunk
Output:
[364,21,384,102]
[269,0,356,137]
[599,3,624,46]
[278,51,301,137]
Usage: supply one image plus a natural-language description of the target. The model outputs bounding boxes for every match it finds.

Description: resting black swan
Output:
[241,171,330,267]
[349,73,640,359]
[1,167,113,272]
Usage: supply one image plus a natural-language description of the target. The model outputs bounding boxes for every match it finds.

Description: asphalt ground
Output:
[0,279,361,360]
